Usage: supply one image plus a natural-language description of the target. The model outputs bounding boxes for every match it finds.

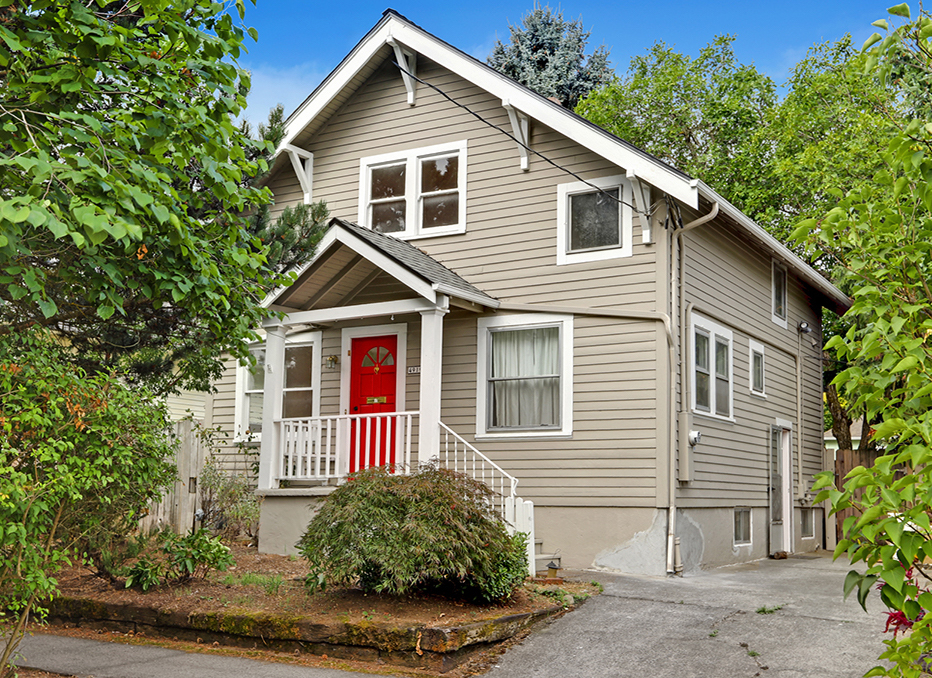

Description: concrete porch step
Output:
[534,539,561,574]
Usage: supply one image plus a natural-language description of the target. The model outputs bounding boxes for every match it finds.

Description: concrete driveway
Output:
[492,552,886,678]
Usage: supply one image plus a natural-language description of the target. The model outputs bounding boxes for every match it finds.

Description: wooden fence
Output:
[832,447,881,543]
[140,419,206,535]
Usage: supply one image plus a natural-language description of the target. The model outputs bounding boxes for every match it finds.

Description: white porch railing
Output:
[437,422,536,574]
[277,411,417,481]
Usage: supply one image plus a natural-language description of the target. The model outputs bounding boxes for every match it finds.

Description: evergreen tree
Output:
[488,6,612,109]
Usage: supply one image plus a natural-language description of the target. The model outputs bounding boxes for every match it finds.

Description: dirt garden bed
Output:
[37,544,600,675]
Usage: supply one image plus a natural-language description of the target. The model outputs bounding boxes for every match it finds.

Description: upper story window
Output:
[358,141,467,239]
[772,261,788,328]
[556,175,632,265]
[749,339,766,397]
[691,313,733,420]
[476,314,574,438]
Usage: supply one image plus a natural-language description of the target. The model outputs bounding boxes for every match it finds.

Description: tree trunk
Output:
[825,380,853,450]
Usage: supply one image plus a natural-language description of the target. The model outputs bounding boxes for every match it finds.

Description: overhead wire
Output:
[391,60,656,219]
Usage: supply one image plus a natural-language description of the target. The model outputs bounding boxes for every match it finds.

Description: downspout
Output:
[667,201,719,575]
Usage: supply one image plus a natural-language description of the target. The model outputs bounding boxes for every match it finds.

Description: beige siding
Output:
[677,216,824,510]
[268,56,660,312]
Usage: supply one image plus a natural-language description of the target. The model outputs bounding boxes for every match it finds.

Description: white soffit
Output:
[280,13,698,208]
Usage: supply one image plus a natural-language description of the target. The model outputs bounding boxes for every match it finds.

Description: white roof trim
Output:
[280,13,698,208]
[696,181,850,313]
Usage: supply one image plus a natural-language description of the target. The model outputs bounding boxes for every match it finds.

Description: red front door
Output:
[349,335,398,472]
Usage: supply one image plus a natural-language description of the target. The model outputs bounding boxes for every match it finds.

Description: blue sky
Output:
[237,1,890,125]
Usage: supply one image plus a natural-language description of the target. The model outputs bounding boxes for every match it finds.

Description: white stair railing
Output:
[437,422,536,575]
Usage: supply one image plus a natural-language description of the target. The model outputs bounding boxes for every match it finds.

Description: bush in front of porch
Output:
[297,466,527,603]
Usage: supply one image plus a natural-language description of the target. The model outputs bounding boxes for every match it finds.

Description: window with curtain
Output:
[488,326,561,430]
[282,344,314,418]
[244,346,265,434]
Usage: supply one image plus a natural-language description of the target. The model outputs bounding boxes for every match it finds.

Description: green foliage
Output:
[755,604,784,614]
[577,35,776,214]
[124,556,164,593]
[199,456,261,540]
[161,529,235,583]
[0,0,300,396]
[123,530,234,591]
[222,572,284,596]
[297,466,527,602]
[488,6,612,109]
[797,6,932,677]
[0,334,176,671]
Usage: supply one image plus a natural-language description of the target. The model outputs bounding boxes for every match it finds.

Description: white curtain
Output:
[490,327,560,428]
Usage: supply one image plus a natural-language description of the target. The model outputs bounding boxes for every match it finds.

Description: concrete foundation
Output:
[256,488,334,555]
[534,506,667,576]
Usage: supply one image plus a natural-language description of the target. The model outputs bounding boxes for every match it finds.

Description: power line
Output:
[391,61,653,218]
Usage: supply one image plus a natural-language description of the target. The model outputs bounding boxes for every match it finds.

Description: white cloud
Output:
[239,62,328,126]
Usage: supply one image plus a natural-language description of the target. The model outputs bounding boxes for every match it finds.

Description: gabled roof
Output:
[267,218,499,311]
[273,9,850,315]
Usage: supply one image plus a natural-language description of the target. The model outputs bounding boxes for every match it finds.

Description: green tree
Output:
[488,5,612,109]
[798,5,932,676]
[0,0,293,395]
[576,36,776,216]
[0,334,177,676]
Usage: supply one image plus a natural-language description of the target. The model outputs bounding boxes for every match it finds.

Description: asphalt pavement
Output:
[15,552,885,678]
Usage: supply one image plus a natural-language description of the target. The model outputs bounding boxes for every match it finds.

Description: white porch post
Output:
[418,304,447,465]
[258,323,286,490]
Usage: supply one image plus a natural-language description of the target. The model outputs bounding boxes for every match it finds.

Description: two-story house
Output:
[204,10,850,575]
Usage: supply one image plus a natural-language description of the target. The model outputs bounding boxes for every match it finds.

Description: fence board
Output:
[140,419,205,534]
[833,447,881,543]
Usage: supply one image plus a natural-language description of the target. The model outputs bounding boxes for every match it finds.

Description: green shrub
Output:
[162,529,234,582]
[297,466,527,602]
[199,453,260,540]
[124,556,164,592]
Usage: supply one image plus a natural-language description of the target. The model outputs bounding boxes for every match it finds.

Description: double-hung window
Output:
[556,175,632,265]
[691,314,733,420]
[476,314,573,438]
[358,141,467,239]
[772,261,788,328]
[235,331,321,440]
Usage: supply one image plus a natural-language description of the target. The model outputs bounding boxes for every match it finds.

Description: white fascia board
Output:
[279,15,698,209]
[696,181,851,313]
[431,282,500,309]
[261,225,438,309]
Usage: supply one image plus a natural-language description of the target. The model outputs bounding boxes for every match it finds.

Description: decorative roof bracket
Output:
[283,144,314,204]
[387,38,417,105]
[626,169,652,245]
[502,100,530,171]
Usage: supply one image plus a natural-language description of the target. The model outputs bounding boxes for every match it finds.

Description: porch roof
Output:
[267,218,500,312]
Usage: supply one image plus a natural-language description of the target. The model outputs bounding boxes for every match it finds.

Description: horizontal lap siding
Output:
[440,313,659,508]
[207,358,258,476]
[678,217,824,509]
[277,57,659,311]
[259,56,670,509]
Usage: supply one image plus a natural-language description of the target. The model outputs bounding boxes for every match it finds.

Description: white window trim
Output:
[772,260,788,329]
[357,140,467,240]
[734,507,752,547]
[556,175,633,266]
[339,324,408,416]
[234,330,322,442]
[749,338,766,398]
[476,313,573,439]
[690,313,734,422]
[801,507,815,540]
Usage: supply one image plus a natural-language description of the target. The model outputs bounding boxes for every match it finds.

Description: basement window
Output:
[734,508,751,546]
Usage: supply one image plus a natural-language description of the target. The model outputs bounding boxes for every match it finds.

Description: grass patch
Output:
[222,572,285,595]
[755,604,784,614]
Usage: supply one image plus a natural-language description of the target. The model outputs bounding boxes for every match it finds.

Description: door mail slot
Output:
[366,396,387,404]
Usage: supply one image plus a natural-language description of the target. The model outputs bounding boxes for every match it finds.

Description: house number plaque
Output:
[366,396,387,404]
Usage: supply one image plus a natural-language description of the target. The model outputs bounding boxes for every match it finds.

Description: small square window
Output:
[734,508,751,545]
[569,188,620,251]
[557,176,632,265]
[801,508,814,539]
